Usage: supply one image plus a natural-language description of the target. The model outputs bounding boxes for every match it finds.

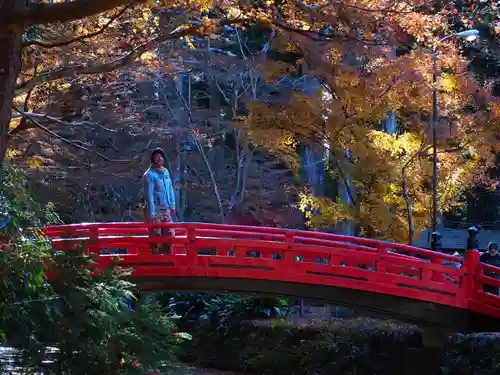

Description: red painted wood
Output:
[40,222,500,318]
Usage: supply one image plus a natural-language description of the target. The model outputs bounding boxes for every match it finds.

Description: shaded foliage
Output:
[183,315,423,375]
[443,333,500,375]
[0,166,186,374]
[162,292,290,331]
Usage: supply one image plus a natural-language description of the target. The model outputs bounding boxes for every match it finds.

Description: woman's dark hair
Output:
[150,148,167,164]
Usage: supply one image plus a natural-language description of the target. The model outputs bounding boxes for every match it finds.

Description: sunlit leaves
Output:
[7,0,500,241]
[27,157,45,169]
[247,46,496,242]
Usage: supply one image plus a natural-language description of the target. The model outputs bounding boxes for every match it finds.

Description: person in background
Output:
[143,148,176,253]
[480,242,500,295]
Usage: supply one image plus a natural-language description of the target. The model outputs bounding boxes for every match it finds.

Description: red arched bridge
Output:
[44,222,500,340]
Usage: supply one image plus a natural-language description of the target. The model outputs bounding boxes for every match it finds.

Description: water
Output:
[0,345,59,374]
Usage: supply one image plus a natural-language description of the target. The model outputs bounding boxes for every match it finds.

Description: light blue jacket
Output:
[143,167,176,218]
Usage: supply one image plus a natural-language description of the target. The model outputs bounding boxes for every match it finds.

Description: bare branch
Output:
[11,110,117,133]
[14,19,242,95]
[0,0,140,33]
[23,3,133,48]
[13,107,149,162]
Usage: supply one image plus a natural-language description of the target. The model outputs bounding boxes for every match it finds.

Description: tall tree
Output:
[1,0,465,166]
[236,4,500,242]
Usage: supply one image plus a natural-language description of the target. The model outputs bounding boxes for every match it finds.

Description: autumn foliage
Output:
[1,0,500,242]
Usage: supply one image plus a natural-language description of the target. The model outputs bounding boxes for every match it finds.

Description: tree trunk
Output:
[402,165,414,244]
[0,0,23,165]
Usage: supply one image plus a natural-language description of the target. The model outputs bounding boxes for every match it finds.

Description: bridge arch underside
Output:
[130,275,500,343]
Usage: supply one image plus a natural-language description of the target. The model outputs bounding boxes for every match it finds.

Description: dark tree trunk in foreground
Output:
[0,0,23,166]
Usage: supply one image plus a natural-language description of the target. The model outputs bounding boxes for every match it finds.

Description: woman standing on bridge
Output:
[142,148,176,254]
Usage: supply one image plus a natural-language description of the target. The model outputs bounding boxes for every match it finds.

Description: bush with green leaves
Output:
[0,166,188,374]
[176,291,422,375]
[161,292,290,332]
[442,333,500,375]
[184,316,422,375]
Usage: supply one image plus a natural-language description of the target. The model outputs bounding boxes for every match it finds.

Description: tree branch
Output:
[23,3,133,48]
[10,110,117,134]
[13,107,150,163]
[14,20,241,95]
[273,20,388,45]
[0,0,140,33]
[295,0,415,14]
[15,35,160,95]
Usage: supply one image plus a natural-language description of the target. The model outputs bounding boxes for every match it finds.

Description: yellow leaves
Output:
[27,157,45,169]
[366,130,395,152]
[279,135,298,150]
[440,73,462,94]
[390,12,448,44]
[172,24,191,33]
[367,131,423,163]
[8,117,21,131]
[298,190,353,230]
[246,94,322,138]
[153,15,160,27]
[140,51,157,63]
[5,149,22,161]
[325,123,481,242]
[286,43,298,52]
[185,36,195,49]
[141,0,159,8]
[75,24,84,34]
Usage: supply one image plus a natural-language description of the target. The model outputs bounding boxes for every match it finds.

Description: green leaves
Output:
[0,166,181,373]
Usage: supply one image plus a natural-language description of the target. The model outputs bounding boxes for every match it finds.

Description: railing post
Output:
[285,231,294,249]
[376,245,388,273]
[285,231,296,262]
[463,249,480,301]
[83,227,98,256]
[186,227,196,259]
[187,227,196,242]
[429,254,444,283]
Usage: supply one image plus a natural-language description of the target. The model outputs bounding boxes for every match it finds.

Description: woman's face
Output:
[153,153,164,167]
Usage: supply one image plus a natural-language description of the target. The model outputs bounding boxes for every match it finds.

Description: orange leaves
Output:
[491,99,500,118]
[198,19,218,35]
[389,11,448,44]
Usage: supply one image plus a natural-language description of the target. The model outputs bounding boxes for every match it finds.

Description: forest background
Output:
[1,0,500,244]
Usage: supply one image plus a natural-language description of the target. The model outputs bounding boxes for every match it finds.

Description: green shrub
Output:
[184,317,422,375]
[183,297,500,375]
[0,166,187,374]
[443,333,500,375]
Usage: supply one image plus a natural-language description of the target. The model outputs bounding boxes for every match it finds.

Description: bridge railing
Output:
[467,249,500,316]
[40,222,482,310]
